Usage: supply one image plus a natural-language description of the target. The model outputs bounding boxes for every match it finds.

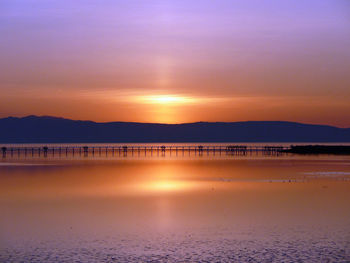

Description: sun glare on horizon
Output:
[124,94,204,123]
[110,93,228,123]
[134,95,198,105]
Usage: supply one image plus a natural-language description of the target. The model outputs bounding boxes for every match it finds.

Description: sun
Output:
[149,96,184,104]
[136,95,197,105]
[118,93,208,123]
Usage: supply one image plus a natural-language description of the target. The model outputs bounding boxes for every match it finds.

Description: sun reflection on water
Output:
[137,180,196,193]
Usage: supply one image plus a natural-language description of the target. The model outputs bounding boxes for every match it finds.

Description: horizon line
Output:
[1,115,349,129]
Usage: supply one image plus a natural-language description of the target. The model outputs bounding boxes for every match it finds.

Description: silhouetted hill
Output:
[0,116,349,143]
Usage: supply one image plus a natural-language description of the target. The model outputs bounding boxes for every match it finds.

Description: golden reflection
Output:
[137,180,196,193]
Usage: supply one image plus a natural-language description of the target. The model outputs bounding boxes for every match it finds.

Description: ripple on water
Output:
[1,235,349,263]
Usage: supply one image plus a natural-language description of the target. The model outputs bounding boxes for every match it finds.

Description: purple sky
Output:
[1,0,350,125]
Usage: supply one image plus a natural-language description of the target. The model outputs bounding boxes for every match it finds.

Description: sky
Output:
[0,0,350,126]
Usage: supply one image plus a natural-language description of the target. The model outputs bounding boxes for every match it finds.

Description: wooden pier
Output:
[0,145,288,158]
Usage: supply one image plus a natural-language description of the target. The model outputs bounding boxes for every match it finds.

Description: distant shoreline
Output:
[283,145,350,155]
[1,116,350,143]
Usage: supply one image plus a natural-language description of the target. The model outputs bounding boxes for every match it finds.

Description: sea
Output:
[0,143,350,262]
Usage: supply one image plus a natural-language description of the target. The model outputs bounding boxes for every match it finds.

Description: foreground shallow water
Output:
[1,154,350,262]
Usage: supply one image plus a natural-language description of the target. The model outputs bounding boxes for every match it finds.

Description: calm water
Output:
[1,146,350,262]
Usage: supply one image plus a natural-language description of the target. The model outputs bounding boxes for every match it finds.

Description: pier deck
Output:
[0,145,288,158]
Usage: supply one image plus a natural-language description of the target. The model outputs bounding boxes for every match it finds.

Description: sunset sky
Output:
[1,0,350,126]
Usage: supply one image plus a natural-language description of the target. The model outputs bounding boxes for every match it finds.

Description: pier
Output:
[0,145,289,158]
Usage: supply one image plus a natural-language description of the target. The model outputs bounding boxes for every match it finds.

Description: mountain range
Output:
[0,116,349,143]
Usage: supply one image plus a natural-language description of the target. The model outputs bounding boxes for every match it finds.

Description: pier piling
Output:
[0,144,291,159]
[1,147,6,158]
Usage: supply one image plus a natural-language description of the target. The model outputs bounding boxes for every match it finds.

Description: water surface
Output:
[1,152,350,262]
